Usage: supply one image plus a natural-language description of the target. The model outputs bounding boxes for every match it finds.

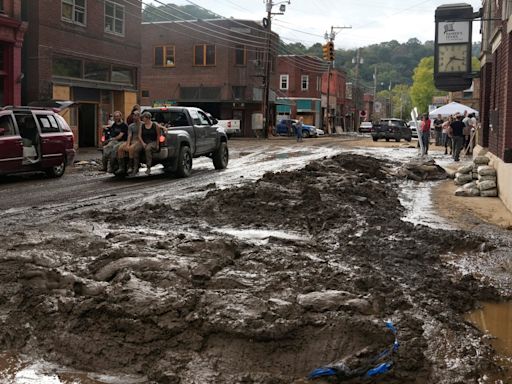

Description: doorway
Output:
[78,103,97,147]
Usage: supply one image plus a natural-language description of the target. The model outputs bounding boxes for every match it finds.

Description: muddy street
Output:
[0,137,511,383]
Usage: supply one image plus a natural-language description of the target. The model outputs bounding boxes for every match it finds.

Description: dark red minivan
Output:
[0,107,75,177]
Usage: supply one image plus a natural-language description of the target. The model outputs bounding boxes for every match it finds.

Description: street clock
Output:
[434,4,474,91]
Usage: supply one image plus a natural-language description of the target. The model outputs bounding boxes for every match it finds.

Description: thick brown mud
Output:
[0,153,509,383]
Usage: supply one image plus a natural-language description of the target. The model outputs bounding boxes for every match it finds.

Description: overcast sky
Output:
[146,0,483,49]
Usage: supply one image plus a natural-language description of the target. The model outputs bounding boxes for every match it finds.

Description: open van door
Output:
[0,111,23,173]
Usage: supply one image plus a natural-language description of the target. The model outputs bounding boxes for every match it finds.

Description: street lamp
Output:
[262,0,290,138]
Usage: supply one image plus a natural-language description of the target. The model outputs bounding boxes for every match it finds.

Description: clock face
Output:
[437,44,468,73]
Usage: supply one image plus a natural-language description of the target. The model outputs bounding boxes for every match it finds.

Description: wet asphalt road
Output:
[0,138,347,217]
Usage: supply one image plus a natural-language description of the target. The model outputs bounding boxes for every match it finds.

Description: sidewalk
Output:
[74,147,102,163]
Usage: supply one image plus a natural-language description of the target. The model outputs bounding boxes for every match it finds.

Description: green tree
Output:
[390,84,412,120]
[409,56,444,114]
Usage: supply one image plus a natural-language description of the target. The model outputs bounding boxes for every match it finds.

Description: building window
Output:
[235,45,246,65]
[53,57,82,78]
[280,74,289,90]
[316,76,321,91]
[111,66,133,84]
[154,46,175,67]
[62,0,86,25]
[301,75,309,91]
[84,61,110,82]
[194,44,215,66]
[232,86,246,100]
[105,1,124,35]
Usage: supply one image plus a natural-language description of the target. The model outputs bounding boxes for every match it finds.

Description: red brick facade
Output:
[140,19,277,137]
[480,0,512,161]
[22,0,141,147]
[0,0,26,105]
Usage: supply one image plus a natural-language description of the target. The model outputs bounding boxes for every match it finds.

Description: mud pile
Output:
[0,154,503,383]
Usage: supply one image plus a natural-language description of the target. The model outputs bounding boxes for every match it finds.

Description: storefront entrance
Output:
[78,103,97,147]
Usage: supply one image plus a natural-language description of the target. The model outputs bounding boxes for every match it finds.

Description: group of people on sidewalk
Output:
[101,105,162,175]
[419,110,477,162]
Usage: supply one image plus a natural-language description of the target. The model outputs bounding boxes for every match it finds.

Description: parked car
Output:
[274,119,318,138]
[407,120,418,138]
[316,128,325,136]
[359,121,373,133]
[371,118,412,142]
[106,106,228,178]
[0,106,75,178]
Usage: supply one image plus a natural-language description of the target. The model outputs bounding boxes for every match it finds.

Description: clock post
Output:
[434,3,474,91]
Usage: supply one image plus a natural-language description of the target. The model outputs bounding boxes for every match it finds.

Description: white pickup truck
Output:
[215,119,240,137]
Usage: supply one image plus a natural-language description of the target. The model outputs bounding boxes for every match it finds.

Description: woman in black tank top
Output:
[139,112,161,175]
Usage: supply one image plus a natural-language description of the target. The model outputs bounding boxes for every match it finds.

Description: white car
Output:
[407,120,418,138]
[315,128,325,136]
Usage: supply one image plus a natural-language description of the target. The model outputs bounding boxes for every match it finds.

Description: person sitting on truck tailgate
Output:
[116,110,141,175]
[101,111,128,173]
[139,111,161,175]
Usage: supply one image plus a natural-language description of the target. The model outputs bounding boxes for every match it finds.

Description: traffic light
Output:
[322,41,335,62]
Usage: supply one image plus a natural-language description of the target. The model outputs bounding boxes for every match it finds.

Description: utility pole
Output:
[323,25,351,134]
[352,49,363,131]
[262,0,290,139]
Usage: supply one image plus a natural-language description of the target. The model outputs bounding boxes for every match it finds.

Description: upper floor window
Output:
[194,44,215,66]
[235,45,246,65]
[301,75,309,91]
[280,74,289,90]
[105,1,124,36]
[62,0,86,26]
[154,46,175,67]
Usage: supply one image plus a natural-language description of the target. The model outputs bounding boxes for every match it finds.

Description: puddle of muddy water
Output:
[399,180,455,230]
[0,353,147,384]
[213,227,308,245]
[466,301,512,380]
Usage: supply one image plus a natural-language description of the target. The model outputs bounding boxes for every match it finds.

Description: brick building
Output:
[478,0,512,211]
[0,0,26,105]
[21,0,141,147]
[322,69,347,132]
[276,55,325,129]
[140,19,277,137]
[449,78,480,110]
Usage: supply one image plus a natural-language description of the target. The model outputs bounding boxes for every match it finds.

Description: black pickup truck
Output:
[108,106,229,177]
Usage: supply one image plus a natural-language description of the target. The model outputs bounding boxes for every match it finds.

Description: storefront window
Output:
[53,57,82,78]
[84,62,109,82]
[111,66,133,84]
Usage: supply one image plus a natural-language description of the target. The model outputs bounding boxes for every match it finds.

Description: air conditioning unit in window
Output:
[253,59,262,67]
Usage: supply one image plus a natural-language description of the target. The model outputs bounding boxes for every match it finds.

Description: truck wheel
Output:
[372,137,378,142]
[45,159,66,178]
[212,142,229,170]
[395,138,400,142]
[176,145,192,178]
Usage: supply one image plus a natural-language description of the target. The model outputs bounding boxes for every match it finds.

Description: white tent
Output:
[429,102,479,118]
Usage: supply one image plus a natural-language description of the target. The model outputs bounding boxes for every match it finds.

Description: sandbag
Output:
[455,173,473,185]
[480,189,498,197]
[472,172,479,180]
[478,180,497,191]
[473,156,490,165]
[463,181,477,189]
[455,187,480,197]
[457,164,473,174]
[478,166,497,176]
[478,175,497,182]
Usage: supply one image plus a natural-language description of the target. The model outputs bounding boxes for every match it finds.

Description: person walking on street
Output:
[296,117,304,142]
[442,116,453,155]
[433,114,443,146]
[450,113,465,162]
[420,114,431,155]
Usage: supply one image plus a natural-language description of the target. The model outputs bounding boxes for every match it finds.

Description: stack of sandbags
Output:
[454,156,498,197]
[454,164,474,186]
[477,165,498,197]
